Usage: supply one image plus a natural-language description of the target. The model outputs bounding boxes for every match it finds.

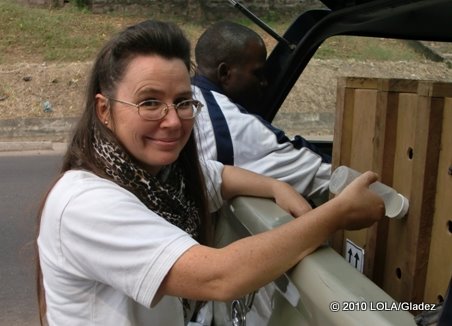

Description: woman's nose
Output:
[160,106,182,127]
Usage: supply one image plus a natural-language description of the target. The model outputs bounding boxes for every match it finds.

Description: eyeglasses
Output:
[107,97,203,121]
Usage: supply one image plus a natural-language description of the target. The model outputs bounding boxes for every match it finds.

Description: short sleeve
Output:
[41,171,198,308]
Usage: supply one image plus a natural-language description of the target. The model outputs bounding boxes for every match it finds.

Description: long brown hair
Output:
[36,20,211,325]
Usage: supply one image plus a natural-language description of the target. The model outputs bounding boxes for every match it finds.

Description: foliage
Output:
[71,0,90,10]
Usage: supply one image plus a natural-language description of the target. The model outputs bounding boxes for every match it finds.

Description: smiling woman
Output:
[35,19,384,326]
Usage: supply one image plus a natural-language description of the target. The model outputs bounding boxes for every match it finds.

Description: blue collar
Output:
[192,75,224,94]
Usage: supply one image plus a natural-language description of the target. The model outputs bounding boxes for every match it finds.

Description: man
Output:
[193,21,331,205]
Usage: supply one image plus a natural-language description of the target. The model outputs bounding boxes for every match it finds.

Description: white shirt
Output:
[38,162,223,325]
[192,76,331,203]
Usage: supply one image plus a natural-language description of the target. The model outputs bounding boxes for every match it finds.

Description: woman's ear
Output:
[95,94,111,128]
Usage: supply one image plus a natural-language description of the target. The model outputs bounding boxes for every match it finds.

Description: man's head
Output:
[195,21,268,110]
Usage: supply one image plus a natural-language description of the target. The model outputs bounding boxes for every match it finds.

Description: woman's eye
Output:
[140,100,161,109]
[175,99,194,108]
[176,101,190,109]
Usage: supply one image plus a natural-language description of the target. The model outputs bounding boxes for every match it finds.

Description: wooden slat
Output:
[339,77,418,93]
[332,78,355,169]
[331,78,355,253]
[382,93,417,300]
[344,89,379,277]
[423,97,452,304]
[383,91,443,303]
[367,88,400,286]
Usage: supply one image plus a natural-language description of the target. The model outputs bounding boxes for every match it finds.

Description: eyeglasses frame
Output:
[106,97,203,121]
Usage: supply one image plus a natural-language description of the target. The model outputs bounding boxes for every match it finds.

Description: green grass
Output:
[0,1,118,63]
[0,0,202,64]
[0,0,430,64]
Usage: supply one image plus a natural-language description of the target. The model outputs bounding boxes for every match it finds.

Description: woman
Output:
[37,20,384,325]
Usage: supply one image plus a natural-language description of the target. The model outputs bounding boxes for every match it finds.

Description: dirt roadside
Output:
[0,58,451,142]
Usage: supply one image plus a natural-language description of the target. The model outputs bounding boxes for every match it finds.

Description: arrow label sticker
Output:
[344,239,365,273]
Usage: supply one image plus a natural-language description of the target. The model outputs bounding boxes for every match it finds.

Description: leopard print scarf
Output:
[92,128,201,239]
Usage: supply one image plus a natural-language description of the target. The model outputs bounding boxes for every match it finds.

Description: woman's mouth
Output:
[146,136,180,148]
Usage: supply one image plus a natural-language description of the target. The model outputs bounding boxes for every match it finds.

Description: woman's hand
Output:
[334,171,385,230]
[271,181,312,217]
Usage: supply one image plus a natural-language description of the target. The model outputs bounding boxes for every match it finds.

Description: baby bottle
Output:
[329,166,409,219]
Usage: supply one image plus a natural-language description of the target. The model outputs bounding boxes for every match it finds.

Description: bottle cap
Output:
[387,194,409,219]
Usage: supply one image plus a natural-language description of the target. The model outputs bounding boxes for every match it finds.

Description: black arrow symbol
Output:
[354,253,360,268]
[348,249,352,263]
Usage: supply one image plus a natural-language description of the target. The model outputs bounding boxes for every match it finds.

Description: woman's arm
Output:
[156,171,384,303]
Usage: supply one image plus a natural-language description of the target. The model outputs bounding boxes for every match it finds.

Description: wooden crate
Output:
[331,77,452,306]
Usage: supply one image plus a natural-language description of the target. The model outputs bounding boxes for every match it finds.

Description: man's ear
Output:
[95,93,111,127]
[217,62,231,87]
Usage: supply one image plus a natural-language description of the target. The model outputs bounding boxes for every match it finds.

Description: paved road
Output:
[0,151,62,325]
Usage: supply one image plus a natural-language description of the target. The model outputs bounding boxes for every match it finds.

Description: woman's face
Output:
[97,55,194,175]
